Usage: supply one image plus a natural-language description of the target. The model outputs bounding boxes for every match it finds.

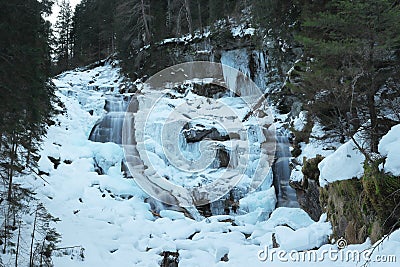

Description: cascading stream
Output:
[89,95,130,144]
[273,133,299,208]
[88,55,298,216]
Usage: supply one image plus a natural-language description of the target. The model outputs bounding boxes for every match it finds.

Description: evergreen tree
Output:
[0,0,56,257]
[293,0,400,153]
[0,0,55,200]
[55,0,73,72]
[29,203,61,267]
[72,0,117,65]
[116,0,152,46]
[1,1,61,262]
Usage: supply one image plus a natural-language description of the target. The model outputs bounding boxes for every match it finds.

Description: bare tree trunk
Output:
[184,0,193,34]
[7,133,17,201]
[140,0,151,44]
[15,220,21,267]
[98,24,101,61]
[25,134,32,168]
[2,207,7,253]
[30,208,38,267]
[176,7,183,36]
[166,0,172,33]
[368,91,378,153]
[367,36,378,153]
[40,239,45,266]
[197,0,202,32]
[111,32,115,54]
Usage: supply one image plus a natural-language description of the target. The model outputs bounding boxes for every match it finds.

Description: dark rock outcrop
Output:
[291,179,322,221]
[160,251,179,267]
[182,123,229,143]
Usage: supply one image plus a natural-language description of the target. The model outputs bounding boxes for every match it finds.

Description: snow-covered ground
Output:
[7,63,400,266]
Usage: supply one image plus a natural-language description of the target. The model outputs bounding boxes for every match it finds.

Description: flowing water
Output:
[273,134,299,208]
[89,95,131,144]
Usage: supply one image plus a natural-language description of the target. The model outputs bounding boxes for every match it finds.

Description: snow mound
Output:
[379,124,400,176]
[318,138,365,187]
[274,214,331,251]
[293,110,308,131]
[265,207,316,230]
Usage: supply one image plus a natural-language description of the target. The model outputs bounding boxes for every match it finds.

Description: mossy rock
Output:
[320,178,376,244]
[320,158,400,245]
[291,145,302,158]
[362,159,400,231]
[291,118,314,145]
[302,154,324,183]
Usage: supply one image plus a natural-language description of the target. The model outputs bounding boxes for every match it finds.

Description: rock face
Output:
[181,122,231,169]
[191,83,228,98]
[290,155,324,221]
[124,23,299,95]
[160,251,179,267]
[292,179,322,221]
[182,122,230,143]
[319,179,373,244]
[319,164,400,245]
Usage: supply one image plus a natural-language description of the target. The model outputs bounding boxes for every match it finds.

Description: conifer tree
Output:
[55,0,73,71]
[294,0,400,152]
[0,0,56,256]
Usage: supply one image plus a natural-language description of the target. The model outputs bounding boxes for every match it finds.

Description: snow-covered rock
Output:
[274,214,331,251]
[318,138,365,187]
[379,124,400,176]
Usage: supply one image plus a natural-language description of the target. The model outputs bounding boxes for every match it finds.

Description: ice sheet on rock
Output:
[134,84,269,194]
[239,186,276,214]
[90,142,124,173]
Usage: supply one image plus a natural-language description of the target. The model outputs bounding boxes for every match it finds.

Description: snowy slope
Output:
[10,63,400,267]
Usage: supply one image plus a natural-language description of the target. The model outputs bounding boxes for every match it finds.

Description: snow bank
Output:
[265,207,316,230]
[379,124,400,176]
[318,138,365,187]
[317,123,399,187]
